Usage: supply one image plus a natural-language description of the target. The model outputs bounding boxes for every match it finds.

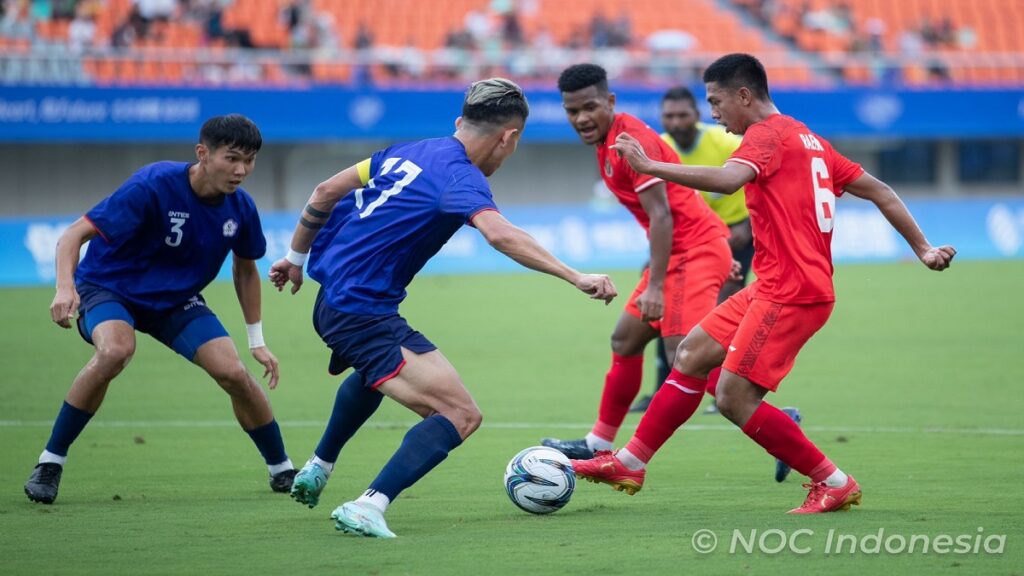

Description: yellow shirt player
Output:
[660,86,754,302]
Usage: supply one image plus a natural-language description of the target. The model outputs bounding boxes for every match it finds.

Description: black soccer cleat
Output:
[540,437,595,460]
[25,463,63,504]
[269,468,298,493]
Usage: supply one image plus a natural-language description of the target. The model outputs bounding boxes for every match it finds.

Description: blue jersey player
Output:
[269,78,618,538]
[25,115,296,505]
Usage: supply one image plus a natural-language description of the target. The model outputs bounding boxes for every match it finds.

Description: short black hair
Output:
[461,77,530,128]
[662,86,697,108]
[702,53,771,101]
[199,114,262,153]
[558,63,609,94]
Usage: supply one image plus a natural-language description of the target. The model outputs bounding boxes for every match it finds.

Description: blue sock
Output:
[369,414,463,501]
[45,401,94,457]
[314,372,384,463]
[245,419,289,465]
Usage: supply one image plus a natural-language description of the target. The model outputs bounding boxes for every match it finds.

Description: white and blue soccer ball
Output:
[503,446,575,514]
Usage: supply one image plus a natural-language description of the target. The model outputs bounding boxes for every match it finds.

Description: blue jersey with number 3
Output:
[75,161,267,310]
[308,137,498,315]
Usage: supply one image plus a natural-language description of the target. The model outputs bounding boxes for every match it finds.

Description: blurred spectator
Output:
[500,9,522,47]
[464,8,491,44]
[111,5,149,47]
[135,0,176,22]
[608,11,632,48]
[1,0,34,39]
[354,21,373,50]
[67,5,96,52]
[51,0,76,20]
[589,10,610,48]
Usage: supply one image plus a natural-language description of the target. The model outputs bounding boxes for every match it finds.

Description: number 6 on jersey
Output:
[811,156,835,233]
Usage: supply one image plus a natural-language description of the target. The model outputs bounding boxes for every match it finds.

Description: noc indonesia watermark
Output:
[690,527,1007,556]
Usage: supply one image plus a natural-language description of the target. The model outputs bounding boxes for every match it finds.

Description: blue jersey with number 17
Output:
[308,137,498,316]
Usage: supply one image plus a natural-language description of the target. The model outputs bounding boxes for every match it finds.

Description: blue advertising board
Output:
[3,197,1022,287]
[1,85,1022,142]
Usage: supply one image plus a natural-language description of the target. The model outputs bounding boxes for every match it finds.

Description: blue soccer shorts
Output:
[313,288,436,388]
[75,282,229,361]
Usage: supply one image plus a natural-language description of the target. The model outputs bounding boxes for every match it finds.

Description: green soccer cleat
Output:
[331,501,396,538]
[290,462,329,508]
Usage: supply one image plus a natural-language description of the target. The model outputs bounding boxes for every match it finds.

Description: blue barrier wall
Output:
[4,197,1023,287]
[2,86,1023,142]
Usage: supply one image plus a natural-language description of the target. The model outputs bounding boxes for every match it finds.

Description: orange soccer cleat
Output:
[570,450,646,495]
[787,476,862,514]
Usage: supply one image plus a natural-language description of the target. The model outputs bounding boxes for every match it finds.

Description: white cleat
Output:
[331,501,397,538]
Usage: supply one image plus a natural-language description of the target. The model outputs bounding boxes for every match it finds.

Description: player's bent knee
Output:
[673,334,724,375]
[442,405,482,440]
[94,340,135,371]
[211,363,252,394]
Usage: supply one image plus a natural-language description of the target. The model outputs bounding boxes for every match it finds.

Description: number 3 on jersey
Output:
[355,157,423,218]
[811,157,835,233]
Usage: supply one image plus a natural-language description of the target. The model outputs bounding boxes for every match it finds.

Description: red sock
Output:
[624,369,707,464]
[742,401,831,479]
[706,366,722,397]
[592,353,644,442]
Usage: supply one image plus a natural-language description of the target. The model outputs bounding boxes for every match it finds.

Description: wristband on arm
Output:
[285,249,308,267]
[246,321,265,349]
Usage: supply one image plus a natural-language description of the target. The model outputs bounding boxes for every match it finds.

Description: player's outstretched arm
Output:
[472,210,617,303]
[610,132,754,195]
[233,255,280,389]
[269,164,364,294]
[50,218,97,329]
[843,172,956,271]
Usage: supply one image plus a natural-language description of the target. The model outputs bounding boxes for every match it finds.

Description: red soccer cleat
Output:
[787,476,862,514]
[570,450,646,495]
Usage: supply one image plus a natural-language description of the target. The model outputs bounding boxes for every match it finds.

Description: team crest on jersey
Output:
[222,219,238,237]
[604,157,613,177]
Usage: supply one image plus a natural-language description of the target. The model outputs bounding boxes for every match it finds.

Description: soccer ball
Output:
[503,446,575,514]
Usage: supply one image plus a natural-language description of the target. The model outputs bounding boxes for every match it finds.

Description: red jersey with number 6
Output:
[726,114,863,304]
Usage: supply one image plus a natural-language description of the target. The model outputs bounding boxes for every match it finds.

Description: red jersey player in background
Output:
[541,63,734,462]
[575,53,956,513]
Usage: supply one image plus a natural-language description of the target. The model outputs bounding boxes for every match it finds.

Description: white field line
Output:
[0,420,1022,436]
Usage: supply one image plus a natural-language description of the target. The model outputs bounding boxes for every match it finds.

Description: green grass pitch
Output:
[1,261,1022,575]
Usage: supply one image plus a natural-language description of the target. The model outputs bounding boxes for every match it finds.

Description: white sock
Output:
[356,489,391,513]
[615,448,646,471]
[310,455,334,475]
[268,459,294,475]
[585,432,613,452]
[824,468,849,488]
[38,450,66,466]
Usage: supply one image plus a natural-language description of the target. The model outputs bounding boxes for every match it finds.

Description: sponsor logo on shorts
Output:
[183,296,206,311]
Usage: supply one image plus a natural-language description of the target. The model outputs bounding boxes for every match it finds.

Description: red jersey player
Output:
[541,64,733,461]
[575,53,956,513]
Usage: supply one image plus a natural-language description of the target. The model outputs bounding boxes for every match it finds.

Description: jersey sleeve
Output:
[233,198,267,260]
[440,170,498,222]
[727,122,781,179]
[625,129,669,193]
[84,181,152,243]
[367,147,391,179]
[828,147,864,196]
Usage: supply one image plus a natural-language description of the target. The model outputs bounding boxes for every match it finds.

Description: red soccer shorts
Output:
[699,284,834,391]
[626,237,732,337]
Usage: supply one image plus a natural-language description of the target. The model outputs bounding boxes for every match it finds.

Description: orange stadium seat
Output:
[33,0,1024,86]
